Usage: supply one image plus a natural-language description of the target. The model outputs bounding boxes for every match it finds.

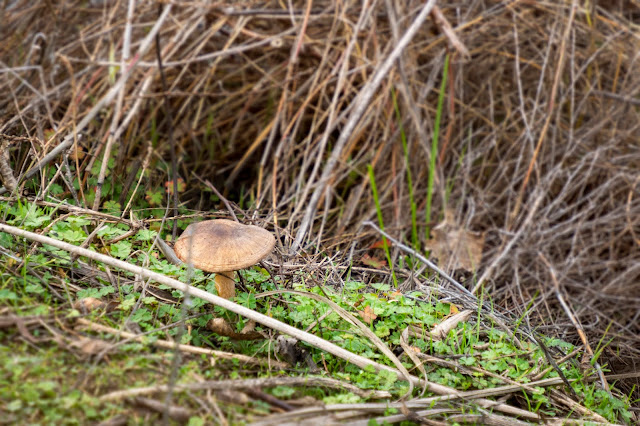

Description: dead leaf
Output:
[165,178,185,195]
[387,291,403,300]
[285,396,323,406]
[361,253,387,269]
[275,335,320,372]
[240,320,256,334]
[68,145,86,161]
[71,336,112,355]
[207,318,263,340]
[73,297,106,313]
[438,301,460,315]
[215,390,249,405]
[369,239,392,249]
[358,305,377,324]
[425,209,485,272]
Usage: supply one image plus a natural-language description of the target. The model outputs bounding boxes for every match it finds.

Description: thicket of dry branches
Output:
[1,0,639,399]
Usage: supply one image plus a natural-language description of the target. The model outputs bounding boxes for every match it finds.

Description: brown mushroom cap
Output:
[174,219,275,272]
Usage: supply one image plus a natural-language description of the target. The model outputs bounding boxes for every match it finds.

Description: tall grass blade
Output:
[425,54,450,242]
[391,87,419,251]
[367,164,397,287]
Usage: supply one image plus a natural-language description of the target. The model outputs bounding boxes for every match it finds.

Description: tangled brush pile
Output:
[1,0,639,399]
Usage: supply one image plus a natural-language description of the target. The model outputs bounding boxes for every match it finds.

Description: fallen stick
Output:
[100,376,391,402]
[75,318,287,369]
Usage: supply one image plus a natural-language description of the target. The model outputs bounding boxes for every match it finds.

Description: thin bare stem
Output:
[291,0,438,253]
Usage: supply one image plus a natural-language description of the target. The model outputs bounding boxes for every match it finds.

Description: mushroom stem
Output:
[214,271,236,299]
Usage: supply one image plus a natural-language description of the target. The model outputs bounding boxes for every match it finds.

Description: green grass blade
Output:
[391,87,418,250]
[367,164,397,288]
[425,54,450,242]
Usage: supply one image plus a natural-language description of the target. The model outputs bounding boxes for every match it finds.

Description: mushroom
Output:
[173,219,275,299]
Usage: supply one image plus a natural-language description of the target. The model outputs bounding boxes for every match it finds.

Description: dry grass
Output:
[1,0,640,406]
